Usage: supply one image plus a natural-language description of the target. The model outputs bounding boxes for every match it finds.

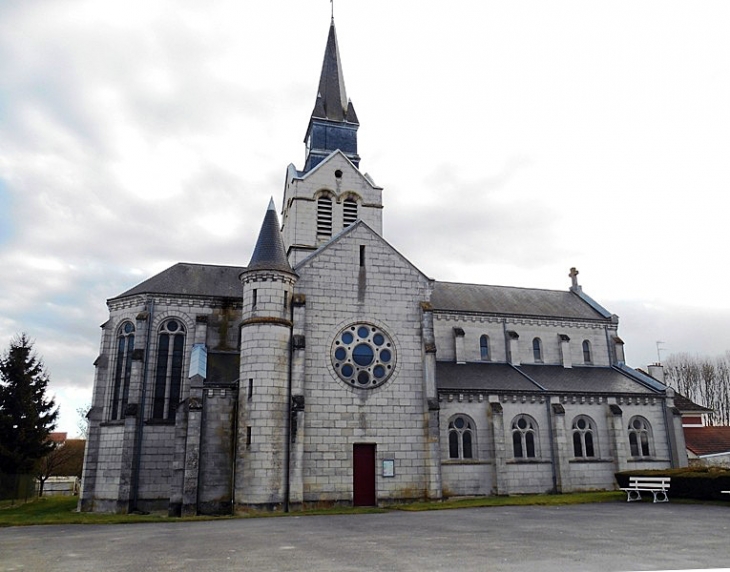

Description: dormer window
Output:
[479,335,490,361]
[582,340,592,364]
[532,338,543,362]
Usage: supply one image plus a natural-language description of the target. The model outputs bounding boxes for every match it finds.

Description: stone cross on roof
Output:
[569,267,581,292]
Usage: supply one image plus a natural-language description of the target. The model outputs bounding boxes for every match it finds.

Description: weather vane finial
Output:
[330,0,334,20]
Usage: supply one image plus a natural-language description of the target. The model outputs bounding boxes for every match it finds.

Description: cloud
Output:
[1,0,729,437]
[0,181,13,244]
[608,299,730,371]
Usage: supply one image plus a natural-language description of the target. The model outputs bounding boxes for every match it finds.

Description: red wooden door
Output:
[353,443,376,506]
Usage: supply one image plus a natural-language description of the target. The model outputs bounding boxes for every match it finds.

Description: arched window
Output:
[152,319,186,420]
[628,416,653,458]
[343,197,358,228]
[512,415,538,458]
[572,415,596,458]
[110,321,135,420]
[448,415,475,460]
[582,340,592,364]
[317,195,333,239]
[479,335,490,361]
[532,338,543,362]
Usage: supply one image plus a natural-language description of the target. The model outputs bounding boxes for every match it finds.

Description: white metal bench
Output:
[620,476,670,503]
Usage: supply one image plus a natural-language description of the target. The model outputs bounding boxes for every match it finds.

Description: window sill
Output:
[99,420,125,427]
[506,458,551,464]
[569,458,614,464]
[627,457,670,463]
[145,418,176,426]
[443,459,491,465]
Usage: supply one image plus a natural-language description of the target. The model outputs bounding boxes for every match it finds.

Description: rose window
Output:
[332,324,396,388]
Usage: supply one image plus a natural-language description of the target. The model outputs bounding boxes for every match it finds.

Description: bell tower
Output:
[281,18,384,267]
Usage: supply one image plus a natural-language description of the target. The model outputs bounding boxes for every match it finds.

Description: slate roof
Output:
[311,19,358,124]
[431,281,609,321]
[112,263,244,300]
[684,426,730,456]
[518,364,656,394]
[674,393,713,413]
[246,199,293,273]
[436,362,542,392]
[436,362,660,394]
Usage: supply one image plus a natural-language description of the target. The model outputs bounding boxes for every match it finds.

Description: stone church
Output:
[79,19,688,514]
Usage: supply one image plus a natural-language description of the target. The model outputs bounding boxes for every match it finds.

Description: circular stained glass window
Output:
[332,323,396,388]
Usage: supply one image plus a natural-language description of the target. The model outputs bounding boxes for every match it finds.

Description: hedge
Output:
[615,467,730,501]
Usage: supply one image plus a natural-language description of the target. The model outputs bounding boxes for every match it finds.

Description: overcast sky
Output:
[2,1,729,436]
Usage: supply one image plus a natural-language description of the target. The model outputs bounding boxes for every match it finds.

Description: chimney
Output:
[648,363,665,383]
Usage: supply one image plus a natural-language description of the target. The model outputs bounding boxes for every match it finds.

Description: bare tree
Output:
[35,440,85,496]
[76,403,91,439]
[716,352,730,425]
[665,352,730,426]
[665,353,701,403]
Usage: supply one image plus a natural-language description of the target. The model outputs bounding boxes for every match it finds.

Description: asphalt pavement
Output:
[1,502,729,571]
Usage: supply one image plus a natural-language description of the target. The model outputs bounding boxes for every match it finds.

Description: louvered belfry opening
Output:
[343,198,358,228]
[317,196,333,239]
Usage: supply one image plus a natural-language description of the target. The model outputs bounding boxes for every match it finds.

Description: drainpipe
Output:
[284,297,294,512]
[131,297,154,512]
[545,397,558,494]
[231,382,238,510]
[661,394,675,467]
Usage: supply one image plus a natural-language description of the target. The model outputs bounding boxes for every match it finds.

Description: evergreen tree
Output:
[0,334,59,474]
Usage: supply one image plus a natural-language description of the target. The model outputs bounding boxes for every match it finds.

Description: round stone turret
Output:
[237,198,297,507]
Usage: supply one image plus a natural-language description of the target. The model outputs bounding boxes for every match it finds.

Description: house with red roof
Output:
[684,426,730,468]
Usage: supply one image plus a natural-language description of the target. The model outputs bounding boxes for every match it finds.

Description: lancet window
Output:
[152,319,186,420]
[110,321,135,421]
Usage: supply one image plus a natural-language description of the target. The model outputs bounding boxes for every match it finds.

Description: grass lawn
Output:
[1,491,626,527]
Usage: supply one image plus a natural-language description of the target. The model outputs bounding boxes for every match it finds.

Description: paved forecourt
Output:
[1,502,729,572]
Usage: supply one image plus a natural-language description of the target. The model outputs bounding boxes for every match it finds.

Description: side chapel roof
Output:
[436,363,659,395]
[111,263,244,301]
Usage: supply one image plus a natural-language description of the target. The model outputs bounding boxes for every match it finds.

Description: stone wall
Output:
[199,385,237,513]
[293,224,436,504]
[438,392,674,496]
[433,314,613,367]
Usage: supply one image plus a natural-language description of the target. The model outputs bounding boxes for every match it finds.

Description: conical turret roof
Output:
[246,198,293,273]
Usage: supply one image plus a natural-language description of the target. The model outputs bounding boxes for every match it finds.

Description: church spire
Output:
[312,19,357,124]
[303,19,360,172]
